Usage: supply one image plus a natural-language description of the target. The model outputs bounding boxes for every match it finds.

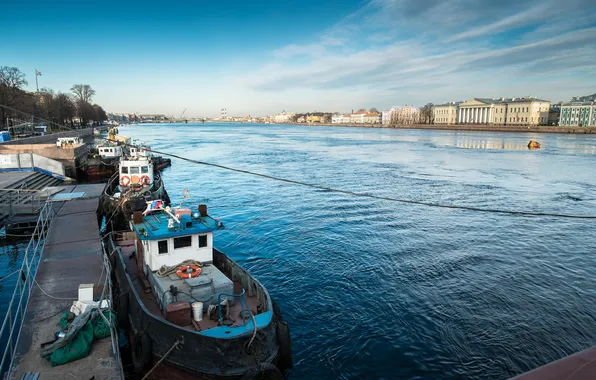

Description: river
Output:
[6,123,596,379]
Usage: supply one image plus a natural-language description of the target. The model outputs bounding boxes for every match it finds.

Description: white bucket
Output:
[192,301,204,322]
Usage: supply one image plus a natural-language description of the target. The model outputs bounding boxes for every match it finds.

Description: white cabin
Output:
[129,145,152,158]
[119,157,154,188]
[142,231,214,272]
[98,146,123,158]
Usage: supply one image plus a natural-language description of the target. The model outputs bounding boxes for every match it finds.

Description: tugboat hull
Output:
[108,236,289,379]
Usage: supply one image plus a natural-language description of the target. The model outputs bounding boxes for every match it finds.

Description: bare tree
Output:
[421,103,434,124]
[70,84,96,103]
[0,66,28,128]
[357,108,366,113]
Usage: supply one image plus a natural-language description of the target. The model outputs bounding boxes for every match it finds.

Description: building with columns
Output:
[458,97,550,126]
[433,102,461,124]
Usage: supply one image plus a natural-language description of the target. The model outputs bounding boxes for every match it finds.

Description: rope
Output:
[0,269,22,282]
[141,339,181,380]
[156,260,203,278]
[246,309,258,351]
[2,103,595,220]
[34,279,77,300]
[139,146,596,220]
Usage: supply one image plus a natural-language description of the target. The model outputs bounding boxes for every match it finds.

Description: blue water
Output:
[6,123,596,379]
[0,239,28,323]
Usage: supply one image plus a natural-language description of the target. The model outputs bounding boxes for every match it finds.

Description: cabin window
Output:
[158,240,168,254]
[141,166,149,174]
[121,167,128,174]
[130,167,140,174]
[174,236,192,249]
[199,235,207,248]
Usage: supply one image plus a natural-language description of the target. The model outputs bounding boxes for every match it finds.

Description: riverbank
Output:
[278,122,596,134]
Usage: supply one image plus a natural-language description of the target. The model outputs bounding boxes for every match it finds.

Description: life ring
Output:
[275,321,293,371]
[176,265,201,279]
[131,332,152,373]
[239,363,283,380]
[120,175,130,186]
[140,175,151,186]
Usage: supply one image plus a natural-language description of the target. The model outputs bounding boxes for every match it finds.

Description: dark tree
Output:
[421,103,434,124]
[93,104,107,121]
[369,107,378,114]
[357,108,366,113]
[70,84,95,103]
[0,66,28,128]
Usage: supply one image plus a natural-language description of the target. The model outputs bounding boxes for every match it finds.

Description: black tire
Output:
[131,332,152,373]
[122,200,135,216]
[276,321,292,371]
[271,298,283,322]
[239,363,284,380]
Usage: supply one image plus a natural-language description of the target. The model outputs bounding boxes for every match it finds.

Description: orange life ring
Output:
[176,265,201,279]
[120,175,130,186]
[140,175,151,186]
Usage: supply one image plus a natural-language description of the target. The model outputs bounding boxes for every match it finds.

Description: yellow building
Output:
[306,115,322,123]
[459,97,550,125]
[433,102,461,124]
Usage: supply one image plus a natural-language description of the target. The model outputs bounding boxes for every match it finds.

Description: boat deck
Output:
[118,240,260,331]
[9,184,123,380]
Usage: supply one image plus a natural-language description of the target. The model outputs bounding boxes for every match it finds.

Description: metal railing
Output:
[0,200,54,377]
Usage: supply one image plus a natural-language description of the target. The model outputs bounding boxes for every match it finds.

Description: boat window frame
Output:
[174,235,192,249]
[198,234,207,248]
[129,166,140,174]
[121,167,129,174]
[158,239,168,254]
[141,166,149,174]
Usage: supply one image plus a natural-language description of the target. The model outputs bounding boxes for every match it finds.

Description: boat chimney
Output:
[198,204,208,217]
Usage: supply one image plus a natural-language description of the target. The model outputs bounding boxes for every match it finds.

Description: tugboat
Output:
[99,151,170,229]
[106,201,292,379]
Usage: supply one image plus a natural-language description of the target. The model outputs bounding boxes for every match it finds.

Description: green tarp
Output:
[43,310,117,367]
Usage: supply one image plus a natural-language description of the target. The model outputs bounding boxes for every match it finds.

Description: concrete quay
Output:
[8,184,123,380]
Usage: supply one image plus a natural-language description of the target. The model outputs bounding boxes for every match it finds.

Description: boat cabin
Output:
[131,205,232,316]
[98,146,123,159]
[119,157,154,188]
[129,145,152,158]
[56,137,83,148]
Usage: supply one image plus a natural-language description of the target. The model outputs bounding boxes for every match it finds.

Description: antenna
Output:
[180,189,190,208]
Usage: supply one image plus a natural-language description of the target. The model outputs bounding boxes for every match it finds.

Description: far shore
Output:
[273,122,596,134]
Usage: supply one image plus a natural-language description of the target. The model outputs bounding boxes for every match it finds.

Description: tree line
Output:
[0,66,107,130]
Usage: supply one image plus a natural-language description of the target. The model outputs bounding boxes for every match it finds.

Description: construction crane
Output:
[180,109,186,120]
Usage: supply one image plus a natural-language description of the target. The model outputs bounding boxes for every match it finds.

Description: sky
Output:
[2,0,596,117]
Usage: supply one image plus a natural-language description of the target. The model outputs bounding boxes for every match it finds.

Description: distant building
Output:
[139,114,166,121]
[559,101,596,127]
[433,102,461,125]
[458,97,550,125]
[273,111,295,123]
[386,105,420,125]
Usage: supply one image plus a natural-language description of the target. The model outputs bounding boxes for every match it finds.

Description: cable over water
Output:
[1,104,594,219]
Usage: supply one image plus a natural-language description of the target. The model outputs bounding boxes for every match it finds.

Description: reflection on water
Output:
[455,139,529,150]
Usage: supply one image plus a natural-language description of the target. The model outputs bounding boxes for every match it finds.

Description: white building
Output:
[386,105,420,125]
[273,111,295,123]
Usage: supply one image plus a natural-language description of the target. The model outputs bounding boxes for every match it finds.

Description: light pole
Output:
[35,70,41,92]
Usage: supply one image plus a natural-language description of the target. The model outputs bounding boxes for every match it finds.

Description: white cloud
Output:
[231,0,596,113]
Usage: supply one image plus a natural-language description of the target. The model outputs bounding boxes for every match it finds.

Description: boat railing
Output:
[217,289,251,326]
[0,199,54,377]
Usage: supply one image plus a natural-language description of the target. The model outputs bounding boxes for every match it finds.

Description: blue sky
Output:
[2,0,595,117]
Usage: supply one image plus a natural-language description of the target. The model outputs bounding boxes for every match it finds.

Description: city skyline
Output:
[2,0,595,117]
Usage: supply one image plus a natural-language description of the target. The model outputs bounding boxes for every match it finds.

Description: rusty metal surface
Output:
[512,346,596,380]
[9,184,122,380]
